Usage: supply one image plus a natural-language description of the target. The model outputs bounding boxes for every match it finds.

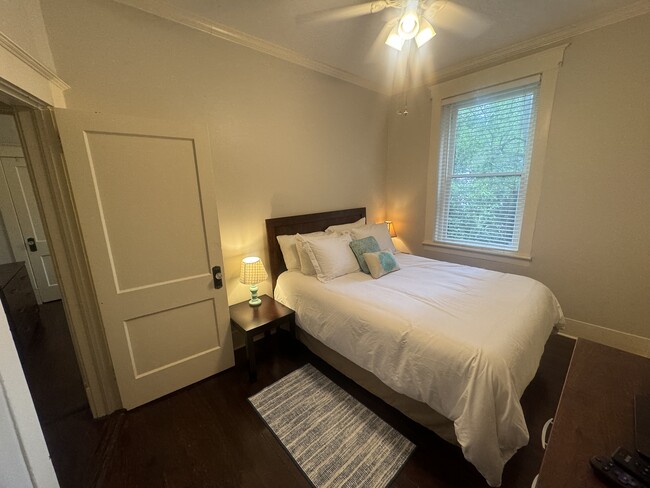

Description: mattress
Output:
[274,253,564,487]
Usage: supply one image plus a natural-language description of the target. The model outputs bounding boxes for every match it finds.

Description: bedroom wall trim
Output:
[0,32,68,107]
[421,240,532,266]
[112,0,386,95]
[418,0,650,89]
[108,0,650,97]
[563,318,650,358]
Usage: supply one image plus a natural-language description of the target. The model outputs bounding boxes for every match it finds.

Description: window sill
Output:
[422,240,532,266]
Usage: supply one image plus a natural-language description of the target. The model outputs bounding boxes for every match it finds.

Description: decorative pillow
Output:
[276,234,301,270]
[295,232,328,275]
[349,236,380,274]
[363,251,400,279]
[351,223,396,253]
[303,233,360,282]
[325,217,366,233]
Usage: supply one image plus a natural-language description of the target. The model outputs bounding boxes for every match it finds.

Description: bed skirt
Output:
[296,326,459,446]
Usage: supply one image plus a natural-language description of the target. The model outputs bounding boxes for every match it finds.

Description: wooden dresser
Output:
[0,262,40,351]
[538,339,650,487]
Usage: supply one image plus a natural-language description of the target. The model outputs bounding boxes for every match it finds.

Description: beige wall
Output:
[0,0,64,105]
[0,0,55,70]
[387,14,650,339]
[38,0,389,304]
[33,1,649,340]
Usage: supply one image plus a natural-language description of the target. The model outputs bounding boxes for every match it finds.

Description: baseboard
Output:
[561,318,650,358]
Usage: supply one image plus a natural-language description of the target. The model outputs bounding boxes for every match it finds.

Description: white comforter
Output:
[275,253,564,487]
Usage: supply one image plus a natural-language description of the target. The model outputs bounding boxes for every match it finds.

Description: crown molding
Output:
[421,0,650,88]
[0,32,69,91]
[113,0,390,95]
[112,0,649,96]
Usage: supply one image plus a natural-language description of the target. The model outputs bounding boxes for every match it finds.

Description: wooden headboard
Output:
[265,207,366,289]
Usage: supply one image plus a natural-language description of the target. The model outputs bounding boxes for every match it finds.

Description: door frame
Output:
[0,86,121,416]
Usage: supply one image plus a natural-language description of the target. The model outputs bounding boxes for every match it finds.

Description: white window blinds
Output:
[435,80,540,251]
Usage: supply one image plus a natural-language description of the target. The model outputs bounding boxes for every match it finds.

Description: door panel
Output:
[0,157,61,302]
[125,299,219,377]
[83,132,210,292]
[54,109,234,409]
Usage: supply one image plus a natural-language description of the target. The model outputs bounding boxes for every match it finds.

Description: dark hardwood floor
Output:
[28,307,575,488]
[17,300,106,488]
[22,301,88,424]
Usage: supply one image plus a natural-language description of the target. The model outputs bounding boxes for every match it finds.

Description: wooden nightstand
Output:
[229,295,295,381]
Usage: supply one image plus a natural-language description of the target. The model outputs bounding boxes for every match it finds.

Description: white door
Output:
[54,109,234,409]
[0,156,61,303]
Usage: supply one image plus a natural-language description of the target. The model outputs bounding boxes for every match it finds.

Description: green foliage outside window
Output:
[439,88,537,250]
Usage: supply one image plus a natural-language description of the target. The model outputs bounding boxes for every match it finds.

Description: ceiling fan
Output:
[298,0,490,52]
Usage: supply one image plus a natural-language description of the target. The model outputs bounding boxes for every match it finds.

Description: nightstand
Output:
[229,295,295,381]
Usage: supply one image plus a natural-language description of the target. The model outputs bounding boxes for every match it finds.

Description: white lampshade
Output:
[385,26,405,51]
[415,18,436,47]
[239,257,268,285]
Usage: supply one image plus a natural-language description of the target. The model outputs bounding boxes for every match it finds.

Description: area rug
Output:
[249,364,415,488]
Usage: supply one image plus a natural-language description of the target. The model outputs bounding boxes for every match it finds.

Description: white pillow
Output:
[276,234,301,270]
[325,217,366,233]
[303,233,359,282]
[351,223,396,253]
[295,232,328,275]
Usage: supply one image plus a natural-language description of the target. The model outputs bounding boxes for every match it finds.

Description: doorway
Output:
[0,113,61,303]
[0,107,89,430]
[0,96,122,420]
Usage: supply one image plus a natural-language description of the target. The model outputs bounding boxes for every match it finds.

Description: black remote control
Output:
[613,447,650,486]
[590,456,646,487]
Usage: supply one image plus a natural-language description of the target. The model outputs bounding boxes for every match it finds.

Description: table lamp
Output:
[240,256,267,306]
[385,220,397,238]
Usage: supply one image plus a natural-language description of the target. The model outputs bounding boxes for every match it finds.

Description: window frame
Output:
[424,45,567,264]
[436,77,540,252]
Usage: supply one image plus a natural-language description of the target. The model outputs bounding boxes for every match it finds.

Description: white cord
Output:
[541,418,554,449]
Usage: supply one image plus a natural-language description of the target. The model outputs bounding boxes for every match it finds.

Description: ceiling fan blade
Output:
[425,1,491,38]
[296,1,388,24]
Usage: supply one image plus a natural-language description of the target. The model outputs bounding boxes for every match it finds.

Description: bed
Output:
[265,208,564,487]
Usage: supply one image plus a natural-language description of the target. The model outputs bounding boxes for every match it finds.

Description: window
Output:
[424,46,566,262]
[435,81,539,251]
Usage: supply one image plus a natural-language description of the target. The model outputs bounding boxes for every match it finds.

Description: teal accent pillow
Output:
[349,236,381,274]
[363,251,400,279]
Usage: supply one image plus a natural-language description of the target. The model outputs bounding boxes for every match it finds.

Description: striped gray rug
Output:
[249,364,415,488]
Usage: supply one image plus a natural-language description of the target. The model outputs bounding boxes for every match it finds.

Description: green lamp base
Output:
[248,284,261,306]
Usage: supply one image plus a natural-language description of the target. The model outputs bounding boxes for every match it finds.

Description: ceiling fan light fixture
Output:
[385,26,405,51]
[397,3,419,40]
[415,18,436,47]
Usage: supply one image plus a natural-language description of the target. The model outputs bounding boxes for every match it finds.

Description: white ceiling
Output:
[125,0,649,93]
